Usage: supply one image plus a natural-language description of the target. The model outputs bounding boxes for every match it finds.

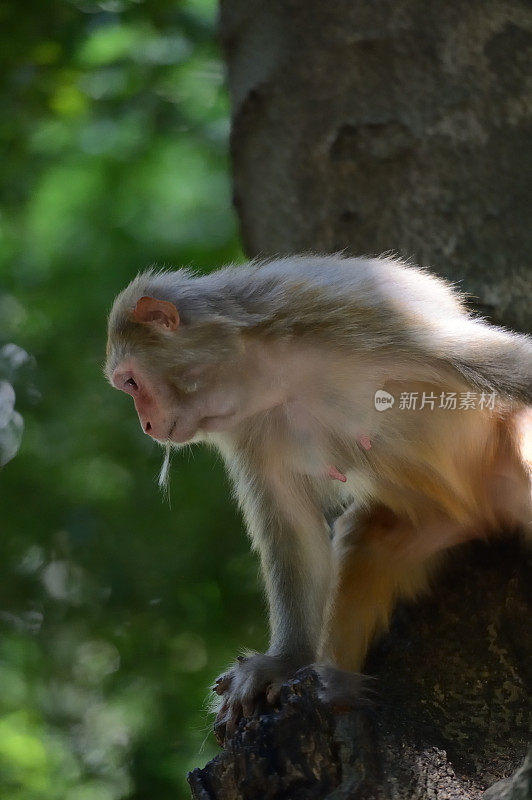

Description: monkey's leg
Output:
[213,464,333,737]
[319,506,434,672]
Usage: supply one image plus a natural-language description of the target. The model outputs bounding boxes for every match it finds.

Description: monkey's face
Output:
[105,294,258,445]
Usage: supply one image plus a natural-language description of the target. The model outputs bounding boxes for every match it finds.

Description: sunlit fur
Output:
[106,254,532,726]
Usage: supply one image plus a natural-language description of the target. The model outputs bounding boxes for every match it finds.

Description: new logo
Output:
[374,390,394,411]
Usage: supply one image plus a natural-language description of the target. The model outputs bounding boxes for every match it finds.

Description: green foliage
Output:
[0,2,262,798]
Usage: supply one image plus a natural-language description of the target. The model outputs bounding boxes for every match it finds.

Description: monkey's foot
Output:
[212,652,303,742]
[301,663,370,710]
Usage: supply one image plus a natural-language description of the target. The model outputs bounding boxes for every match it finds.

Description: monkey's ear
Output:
[131,296,180,331]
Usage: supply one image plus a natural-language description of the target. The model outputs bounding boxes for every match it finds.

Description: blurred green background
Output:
[0,1,266,797]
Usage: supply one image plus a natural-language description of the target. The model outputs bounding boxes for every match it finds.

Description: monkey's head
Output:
[105,270,261,445]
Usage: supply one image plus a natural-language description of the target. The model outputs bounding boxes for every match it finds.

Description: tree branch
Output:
[189,541,530,799]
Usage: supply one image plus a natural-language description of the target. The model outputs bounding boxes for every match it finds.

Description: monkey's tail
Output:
[448,320,532,405]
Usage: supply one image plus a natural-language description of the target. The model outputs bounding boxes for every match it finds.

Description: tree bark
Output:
[188,543,530,799]
[189,1,532,797]
[221,0,531,332]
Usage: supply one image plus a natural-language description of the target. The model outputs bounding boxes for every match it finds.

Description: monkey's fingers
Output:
[241,695,262,718]
[265,681,283,706]
[212,674,232,695]
[214,715,227,745]
[213,699,231,746]
[215,699,229,720]
[306,664,374,710]
[225,702,243,739]
[214,723,226,747]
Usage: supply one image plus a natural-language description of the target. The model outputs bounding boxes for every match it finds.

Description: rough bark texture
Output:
[189,2,531,797]
[189,543,531,799]
[221,0,532,332]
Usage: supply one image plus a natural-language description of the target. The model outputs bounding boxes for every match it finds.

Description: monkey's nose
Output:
[139,414,153,435]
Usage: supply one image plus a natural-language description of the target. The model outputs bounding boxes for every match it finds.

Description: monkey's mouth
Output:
[165,418,198,444]
[167,419,177,439]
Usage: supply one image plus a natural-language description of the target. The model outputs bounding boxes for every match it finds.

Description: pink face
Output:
[111,354,241,444]
[108,294,272,443]
[108,296,200,443]
[108,296,245,443]
[112,360,173,440]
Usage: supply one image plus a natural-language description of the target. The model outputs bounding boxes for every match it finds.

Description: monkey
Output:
[105,254,532,738]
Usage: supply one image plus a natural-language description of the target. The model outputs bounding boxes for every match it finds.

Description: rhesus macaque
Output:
[105,255,532,737]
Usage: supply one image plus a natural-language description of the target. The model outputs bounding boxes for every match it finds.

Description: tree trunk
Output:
[221,0,531,333]
[189,1,532,797]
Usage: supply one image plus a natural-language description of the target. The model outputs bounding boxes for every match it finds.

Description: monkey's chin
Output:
[163,419,201,445]
[199,413,237,433]
[164,412,237,445]
[169,428,200,445]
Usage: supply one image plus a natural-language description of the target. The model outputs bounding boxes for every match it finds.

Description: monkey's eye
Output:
[125,377,138,390]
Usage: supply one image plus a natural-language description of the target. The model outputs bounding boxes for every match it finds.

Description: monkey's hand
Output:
[212,652,303,741]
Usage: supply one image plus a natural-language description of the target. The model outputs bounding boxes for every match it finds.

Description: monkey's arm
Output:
[214,456,332,732]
